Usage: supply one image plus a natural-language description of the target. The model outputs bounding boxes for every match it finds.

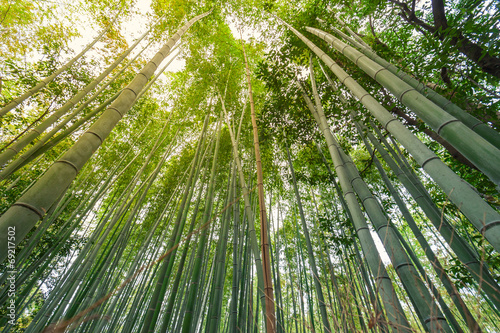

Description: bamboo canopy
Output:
[0,2,499,333]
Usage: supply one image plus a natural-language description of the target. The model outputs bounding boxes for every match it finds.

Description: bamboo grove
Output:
[0,0,499,332]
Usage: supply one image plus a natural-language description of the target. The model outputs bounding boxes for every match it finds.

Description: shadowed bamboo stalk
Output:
[369,122,500,311]
[352,116,483,332]
[0,9,213,263]
[296,79,411,332]
[207,165,235,331]
[323,62,483,330]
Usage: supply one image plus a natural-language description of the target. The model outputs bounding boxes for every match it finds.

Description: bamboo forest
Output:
[1,0,500,331]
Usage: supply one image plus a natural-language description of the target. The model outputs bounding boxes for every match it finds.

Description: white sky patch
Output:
[64,0,185,74]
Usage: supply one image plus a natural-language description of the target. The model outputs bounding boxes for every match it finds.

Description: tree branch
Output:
[389,0,500,77]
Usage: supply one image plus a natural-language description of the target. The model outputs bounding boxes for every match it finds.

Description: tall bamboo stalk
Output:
[181,117,222,332]
[220,91,269,328]
[285,143,332,332]
[241,39,276,333]
[323,23,500,149]
[307,59,451,332]
[296,78,411,332]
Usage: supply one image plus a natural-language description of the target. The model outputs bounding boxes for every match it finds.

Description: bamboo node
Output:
[85,130,104,144]
[395,262,414,271]
[376,224,391,232]
[470,121,486,130]
[423,316,446,324]
[374,276,391,281]
[108,107,124,118]
[421,156,440,169]
[480,220,500,234]
[437,119,460,135]
[12,202,45,218]
[55,159,79,173]
[373,67,388,81]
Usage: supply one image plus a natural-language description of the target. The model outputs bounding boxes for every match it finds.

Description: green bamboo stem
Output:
[282,232,302,333]
[14,43,180,174]
[141,115,209,333]
[308,57,450,331]
[285,143,332,332]
[268,194,286,333]
[353,115,482,332]
[323,24,500,149]
[292,208,317,332]
[366,122,500,310]
[72,127,179,323]
[25,121,179,332]
[309,188,348,331]
[0,23,153,168]
[160,180,205,331]
[207,166,235,331]
[180,115,222,333]
[8,90,121,174]
[0,40,167,179]
[220,91,268,326]
[230,170,241,332]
